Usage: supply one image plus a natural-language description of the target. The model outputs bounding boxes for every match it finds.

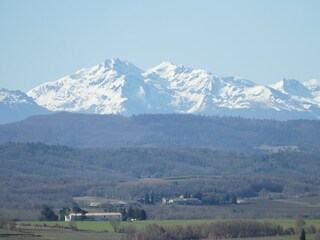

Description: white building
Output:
[65,212,122,221]
[162,197,201,205]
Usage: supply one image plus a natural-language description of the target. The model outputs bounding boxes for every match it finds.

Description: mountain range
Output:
[2,58,320,123]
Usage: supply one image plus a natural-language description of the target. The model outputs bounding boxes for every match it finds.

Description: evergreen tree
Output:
[230,195,237,204]
[58,207,71,221]
[39,204,58,221]
[120,208,127,221]
[144,192,150,204]
[193,192,203,200]
[72,206,82,213]
[300,229,306,240]
[133,208,140,219]
[140,209,147,220]
[127,206,133,219]
[150,192,155,204]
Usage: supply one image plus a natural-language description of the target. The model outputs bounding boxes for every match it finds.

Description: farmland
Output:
[4,218,319,240]
[17,218,320,231]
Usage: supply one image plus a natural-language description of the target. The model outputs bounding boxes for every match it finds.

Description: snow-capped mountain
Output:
[271,79,314,99]
[0,88,49,124]
[27,59,171,115]
[27,58,320,120]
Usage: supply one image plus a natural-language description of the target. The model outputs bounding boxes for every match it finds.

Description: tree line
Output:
[122,220,318,240]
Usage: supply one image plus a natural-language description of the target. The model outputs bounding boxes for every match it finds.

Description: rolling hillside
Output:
[0,113,320,152]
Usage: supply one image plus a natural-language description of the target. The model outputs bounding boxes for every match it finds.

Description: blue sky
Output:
[1,0,320,91]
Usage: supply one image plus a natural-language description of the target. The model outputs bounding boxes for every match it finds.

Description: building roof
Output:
[68,212,121,217]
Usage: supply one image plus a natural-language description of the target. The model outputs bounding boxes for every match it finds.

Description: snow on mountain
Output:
[271,79,313,99]
[144,61,264,113]
[144,62,309,114]
[28,58,169,114]
[270,78,320,115]
[303,79,320,96]
[0,88,49,124]
[27,58,320,119]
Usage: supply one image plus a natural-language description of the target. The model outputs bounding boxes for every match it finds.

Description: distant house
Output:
[65,212,122,221]
[89,202,103,207]
[162,197,201,205]
[236,199,246,204]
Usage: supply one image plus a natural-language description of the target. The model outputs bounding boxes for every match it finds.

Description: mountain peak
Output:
[272,78,313,98]
[102,58,142,76]
[282,78,302,86]
[158,60,177,67]
[104,58,126,67]
[150,61,180,71]
[146,61,194,78]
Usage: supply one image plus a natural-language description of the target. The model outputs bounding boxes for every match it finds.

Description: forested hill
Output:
[0,112,320,152]
[1,142,320,179]
[2,142,320,208]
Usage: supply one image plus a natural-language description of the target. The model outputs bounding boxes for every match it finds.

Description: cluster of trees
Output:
[39,205,58,221]
[58,206,87,221]
[236,180,284,198]
[39,204,89,221]
[201,193,237,205]
[122,206,147,221]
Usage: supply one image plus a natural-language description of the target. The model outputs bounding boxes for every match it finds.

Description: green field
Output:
[18,218,320,232]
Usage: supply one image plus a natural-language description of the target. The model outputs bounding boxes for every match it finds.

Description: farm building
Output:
[162,197,201,205]
[65,212,122,221]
